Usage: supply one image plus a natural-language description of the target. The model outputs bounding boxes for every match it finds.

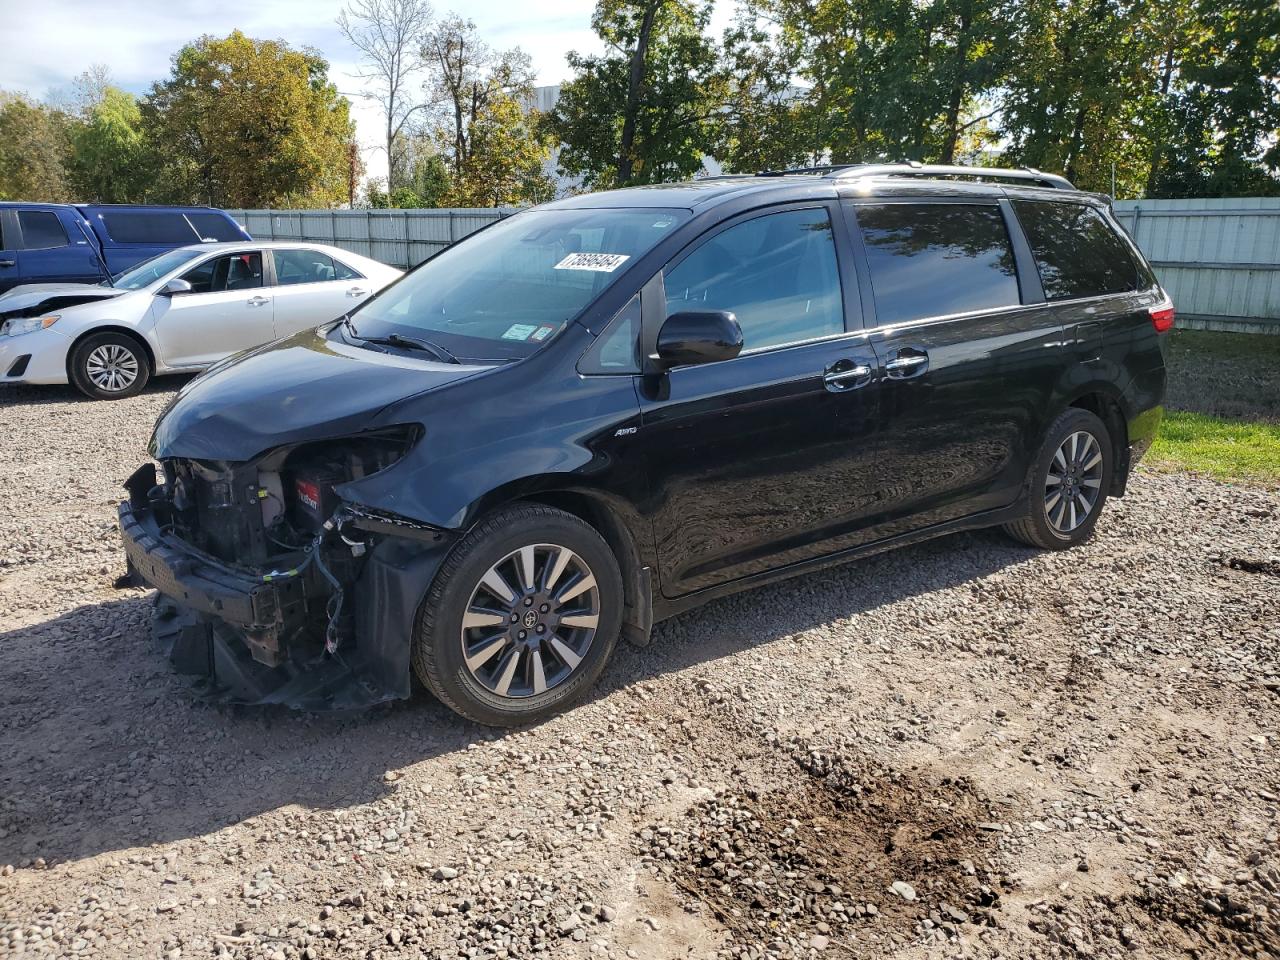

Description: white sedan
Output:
[0,241,402,399]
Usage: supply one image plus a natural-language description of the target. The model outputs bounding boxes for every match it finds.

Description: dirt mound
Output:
[641,752,1004,957]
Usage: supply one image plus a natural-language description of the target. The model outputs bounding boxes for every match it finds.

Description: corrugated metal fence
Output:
[227,208,517,270]
[1113,198,1280,333]
[231,199,1280,333]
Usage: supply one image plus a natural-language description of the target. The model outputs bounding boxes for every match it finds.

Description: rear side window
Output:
[1013,201,1139,300]
[274,248,364,285]
[854,203,1019,325]
[19,210,69,249]
[186,212,244,242]
[664,207,844,350]
[101,211,198,244]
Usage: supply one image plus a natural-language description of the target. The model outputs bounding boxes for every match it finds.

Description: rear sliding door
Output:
[842,198,1065,536]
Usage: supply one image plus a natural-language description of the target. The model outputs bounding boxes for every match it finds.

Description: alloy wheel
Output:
[85,344,140,393]
[459,543,600,699]
[1044,430,1104,533]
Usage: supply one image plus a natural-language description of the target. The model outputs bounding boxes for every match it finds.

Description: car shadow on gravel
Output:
[0,376,192,406]
[0,527,1027,870]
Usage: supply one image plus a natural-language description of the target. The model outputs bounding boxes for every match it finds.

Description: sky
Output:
[0,0,737,183]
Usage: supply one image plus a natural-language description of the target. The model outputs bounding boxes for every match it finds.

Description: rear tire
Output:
[412,504,623,727]
[1003,408,1112,550]
[69,331,151,400]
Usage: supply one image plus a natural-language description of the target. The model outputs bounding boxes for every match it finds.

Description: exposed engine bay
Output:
[119,427,456,709]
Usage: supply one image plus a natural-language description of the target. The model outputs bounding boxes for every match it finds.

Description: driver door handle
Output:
[0,259,15,268]
[823,360,874,391]
[247,295,271,307]
[346,286,369,298]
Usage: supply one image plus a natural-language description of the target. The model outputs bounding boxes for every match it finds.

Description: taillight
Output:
[1150,304,1175,333]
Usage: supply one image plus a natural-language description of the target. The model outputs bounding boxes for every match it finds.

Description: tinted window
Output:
[855,203,1019,325]
[101,212,198,244]
[180,253,263,293]
[19,210,69,249]
[664,208,844,350]
[1013,201,1139,300]
[186,212,244,242]
[273,248,364,285]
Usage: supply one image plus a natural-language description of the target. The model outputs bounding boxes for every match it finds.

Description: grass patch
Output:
[1148,329,1280,486]
[1147,411,1280,487]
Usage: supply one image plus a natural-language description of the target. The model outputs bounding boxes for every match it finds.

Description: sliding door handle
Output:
[885,350,929,379]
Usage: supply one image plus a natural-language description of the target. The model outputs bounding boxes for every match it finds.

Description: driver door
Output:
[154,251,276,368]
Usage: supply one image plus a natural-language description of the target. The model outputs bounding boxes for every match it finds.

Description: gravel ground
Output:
[1,380,1278,960]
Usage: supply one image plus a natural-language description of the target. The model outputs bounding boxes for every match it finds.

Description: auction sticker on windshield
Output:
[554,253,630,272]
[502,324,539,341]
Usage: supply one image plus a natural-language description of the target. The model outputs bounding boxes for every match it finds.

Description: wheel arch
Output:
[1063,385,1131,496]
[466,483,655,648]
[65,324,157,380]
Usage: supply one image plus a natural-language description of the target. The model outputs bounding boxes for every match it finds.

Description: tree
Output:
[421,17,553,205]
[549,0,726,188]
[717,11,818,172]
[143,31,358,207]
[1149,0,1280,197]
[0,92,72,202]
[337,0,435,190]
[69,86,147,202]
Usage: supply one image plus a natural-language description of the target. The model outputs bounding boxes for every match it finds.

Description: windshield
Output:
[108,249,205,290]
[348,208,687,359]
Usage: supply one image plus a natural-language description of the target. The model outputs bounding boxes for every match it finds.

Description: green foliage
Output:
[421,17,554,206]
[0,93,72,202]
[549,0,726,188]
[68,87,146,202]
[142,31,358,207]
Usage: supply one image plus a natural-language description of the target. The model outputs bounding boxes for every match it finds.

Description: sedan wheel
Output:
[85,343,141,393]
[70,332,152,400]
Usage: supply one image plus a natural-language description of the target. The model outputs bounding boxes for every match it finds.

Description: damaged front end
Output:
[118,427,456,709]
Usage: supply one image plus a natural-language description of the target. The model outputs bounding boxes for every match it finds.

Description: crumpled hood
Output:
[0,282,123,315]
[150,326,486,461]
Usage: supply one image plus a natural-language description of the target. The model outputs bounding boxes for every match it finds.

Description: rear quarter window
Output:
[186,212,245,242]
[1012,201,1140,300]
[101,211,199,244]
[854,202,1020,325]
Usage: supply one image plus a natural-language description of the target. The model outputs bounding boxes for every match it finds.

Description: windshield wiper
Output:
[358,331,462,364]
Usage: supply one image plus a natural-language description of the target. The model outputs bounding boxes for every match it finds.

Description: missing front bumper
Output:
[118,482,454,710]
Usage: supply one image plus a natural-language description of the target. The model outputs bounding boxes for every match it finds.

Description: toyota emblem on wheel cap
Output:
[523,611,538,629]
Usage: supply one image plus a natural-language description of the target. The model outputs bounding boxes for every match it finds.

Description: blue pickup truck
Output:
[0,203,251,293]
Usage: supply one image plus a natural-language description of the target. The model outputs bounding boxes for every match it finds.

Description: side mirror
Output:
[654,310,743,369]
[159,278,193,297]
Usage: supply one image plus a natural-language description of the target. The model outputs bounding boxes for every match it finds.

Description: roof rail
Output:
[827,163,1075,190]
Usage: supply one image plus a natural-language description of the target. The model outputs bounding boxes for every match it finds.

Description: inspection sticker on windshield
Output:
[501,323,539,341]
[554,252,630,272]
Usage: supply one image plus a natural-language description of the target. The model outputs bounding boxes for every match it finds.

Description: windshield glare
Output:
[109,249,205,290]
[349,208,687,359]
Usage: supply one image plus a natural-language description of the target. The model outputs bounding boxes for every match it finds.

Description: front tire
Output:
[1003,408,1113,550]
[412,504,624,726]
[69,332,151,400]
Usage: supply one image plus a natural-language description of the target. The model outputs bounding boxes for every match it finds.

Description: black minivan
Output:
[119,164,1170,725]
